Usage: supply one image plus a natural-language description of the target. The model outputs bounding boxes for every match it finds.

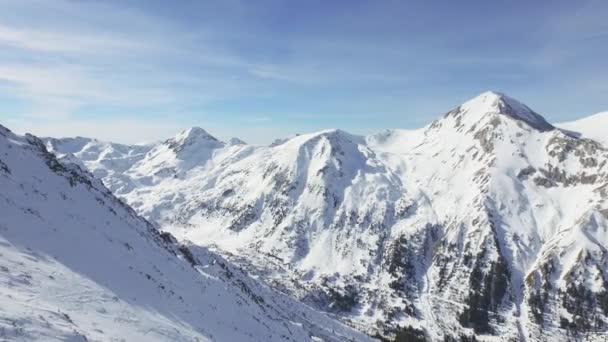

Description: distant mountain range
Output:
[3,91,607,341]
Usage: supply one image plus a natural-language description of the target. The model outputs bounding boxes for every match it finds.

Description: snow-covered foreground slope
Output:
[47,91,608,341]
[0,125,371,341]
[558,111,608,146]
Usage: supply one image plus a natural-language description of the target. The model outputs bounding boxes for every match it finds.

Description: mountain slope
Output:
[47,91,608,341]
[0,125,371,341]
[558,111,608,146]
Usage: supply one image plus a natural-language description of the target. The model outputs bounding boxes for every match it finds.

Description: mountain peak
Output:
[165,127,223,152]
[228,137,247,146]
[176,127,216,141]
[462,91,519,113]
[459,91,554,131]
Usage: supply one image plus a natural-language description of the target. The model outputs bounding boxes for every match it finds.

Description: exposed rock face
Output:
[46,92,608,341]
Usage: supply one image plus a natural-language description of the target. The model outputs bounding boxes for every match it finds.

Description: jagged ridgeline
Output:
[44,92,608,341]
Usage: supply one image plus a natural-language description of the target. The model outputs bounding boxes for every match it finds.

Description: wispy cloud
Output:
[0,0,264,118]
[0,0,606,144]
[0,24,149,54]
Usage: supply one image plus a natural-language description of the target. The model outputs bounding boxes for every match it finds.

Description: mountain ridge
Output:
[37,91,608,341]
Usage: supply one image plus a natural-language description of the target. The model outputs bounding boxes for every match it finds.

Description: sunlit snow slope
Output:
[558,111,608,146]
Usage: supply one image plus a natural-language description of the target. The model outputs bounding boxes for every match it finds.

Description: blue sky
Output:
[1,0,607,144]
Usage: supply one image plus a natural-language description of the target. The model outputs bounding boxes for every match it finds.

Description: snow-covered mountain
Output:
[558,111,608,146]
[45,91,608,341]
[0,125,371,341]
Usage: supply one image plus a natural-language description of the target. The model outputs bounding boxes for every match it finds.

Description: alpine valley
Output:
[5,91,608,341]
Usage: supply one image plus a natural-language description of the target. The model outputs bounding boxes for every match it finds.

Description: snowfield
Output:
[557,111,608,146]
[21,91,608,341]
